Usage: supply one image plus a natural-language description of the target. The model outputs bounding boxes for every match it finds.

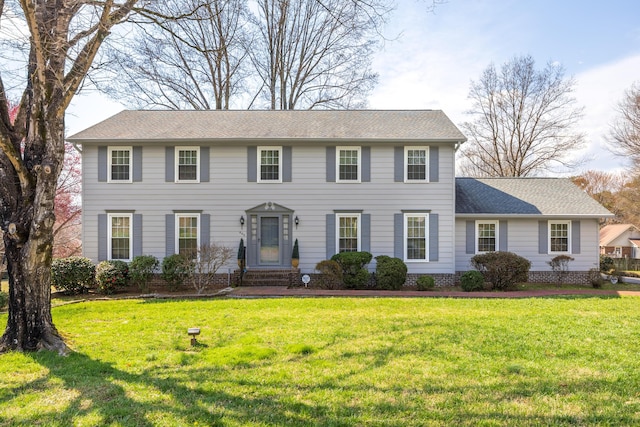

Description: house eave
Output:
[455,213,614,219]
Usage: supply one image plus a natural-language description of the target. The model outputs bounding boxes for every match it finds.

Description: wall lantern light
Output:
[240,215,245,227]
[294,216,300,228]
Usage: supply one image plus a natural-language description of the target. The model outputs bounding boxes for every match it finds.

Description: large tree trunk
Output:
[0,1,140,355]
[0,114,68,355]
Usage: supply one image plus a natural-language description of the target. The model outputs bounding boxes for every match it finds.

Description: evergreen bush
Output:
[51,257,95,294]
[161,254,192,291]
[331,251,372,289]
[460,270,484,292]
[129,255,159,291]
[314,260,343,289]
[95,261,128,294]
[0,291,7,311]
[375,255,407,290]
[471,251,531,290]
[416,275,435,291]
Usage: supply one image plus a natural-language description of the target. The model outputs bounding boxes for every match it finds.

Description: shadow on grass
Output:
[0,344,636,426]
[14,350,327,426]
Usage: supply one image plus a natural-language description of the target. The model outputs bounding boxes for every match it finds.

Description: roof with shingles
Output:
[599,224,640,246]
[67,110,467,143]
[455,177,613,217]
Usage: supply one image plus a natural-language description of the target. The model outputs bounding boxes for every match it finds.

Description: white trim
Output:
[404,212,429,262]
[257,146,282,183]
[175,213,201,256]
[404,146,429,183]
[336,213,361,252]
[336,146,361,183]
[175,146,200,183]
[107,213,133,261]
[475,220,499,253]
[548,220,572,254]
[107,146,132,183]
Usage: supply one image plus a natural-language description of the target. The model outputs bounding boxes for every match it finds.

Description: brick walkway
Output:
[226,286,640,298]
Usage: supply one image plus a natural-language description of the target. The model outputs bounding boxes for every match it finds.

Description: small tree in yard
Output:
[187,243,234,294]
[548,255,574,286]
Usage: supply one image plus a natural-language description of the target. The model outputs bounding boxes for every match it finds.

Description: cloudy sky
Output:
[67,0,640,174]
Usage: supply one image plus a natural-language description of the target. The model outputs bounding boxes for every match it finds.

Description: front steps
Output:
[236,268,300,287]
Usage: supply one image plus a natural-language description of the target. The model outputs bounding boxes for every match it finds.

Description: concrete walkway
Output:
[226,286,640,298]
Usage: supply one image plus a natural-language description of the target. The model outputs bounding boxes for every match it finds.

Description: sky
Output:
[66,0,640,175]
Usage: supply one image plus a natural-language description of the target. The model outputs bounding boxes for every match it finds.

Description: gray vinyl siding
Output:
[455,218,600,273]
[82,142,457,274]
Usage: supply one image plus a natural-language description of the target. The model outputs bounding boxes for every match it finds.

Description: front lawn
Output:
[1,297,640,426]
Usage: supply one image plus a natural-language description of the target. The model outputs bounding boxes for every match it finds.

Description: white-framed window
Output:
[405,213,429,262]
[108,147,132,183]
[614,247,622,257]
[176,213,200,258]
[476,220,499,253]
[337,146,361,183]
[175,147,200,183]
[258,146,282,182]
[405,146,429,182]
[549,220,571,253]
[108,213,132,261]
[336,213,360,252]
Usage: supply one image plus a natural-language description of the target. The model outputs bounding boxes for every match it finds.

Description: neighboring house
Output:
[599,224,640,259]
[68,110,612,285]
[455,178,613,283]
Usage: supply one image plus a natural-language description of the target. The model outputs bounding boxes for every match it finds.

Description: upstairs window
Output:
[259,147,282,182]
[108,147,132,183]
[176,147,199,182]
[405,147,428,182]
[337,147,361,182]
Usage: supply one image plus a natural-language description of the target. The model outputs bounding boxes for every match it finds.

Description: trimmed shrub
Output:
[331,251,372,289]
[460,270,484,292]
[314,260,343,289]
[471,251,531,290]
[588,268,604,288]
[95,261,128,294]
[129,255,159,291]
[375,255,407,290]
[548,254,574,286]
[161,254,192,291]
[416,275,435,291]
[0,291,7,311]
[51,257,95,294]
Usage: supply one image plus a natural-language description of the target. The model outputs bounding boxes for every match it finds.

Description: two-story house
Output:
[68,110,611,285]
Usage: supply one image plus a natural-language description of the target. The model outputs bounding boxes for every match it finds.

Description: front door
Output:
[245,203,294,268]
[260,216,280,265]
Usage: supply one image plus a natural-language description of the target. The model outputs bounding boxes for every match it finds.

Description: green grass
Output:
[2,297,640,426]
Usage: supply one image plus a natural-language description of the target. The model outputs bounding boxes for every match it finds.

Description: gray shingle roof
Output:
[67,110,467,143]
[456,178,613,217]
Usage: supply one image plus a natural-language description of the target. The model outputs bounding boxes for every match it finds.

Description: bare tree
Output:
[572,170,625,218]
[187,243,234,294]
[0,0,143,354]
[102,0,249,110]
[459,55,585,177]
[609,82,640,170]
[248,0,389,109]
